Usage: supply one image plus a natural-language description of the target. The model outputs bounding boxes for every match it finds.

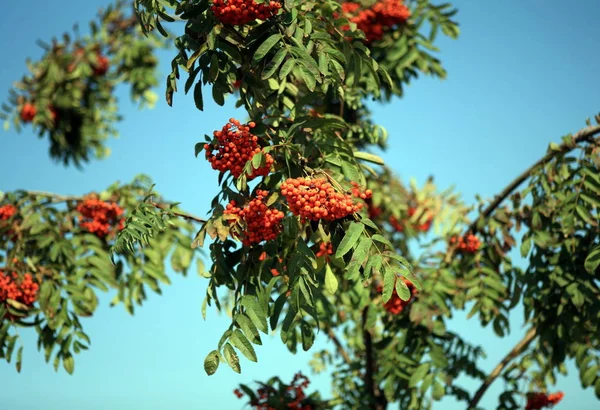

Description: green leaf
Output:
[409,362,431,388]
[241,296,268,334]
[582,365,598,387]
[324,264,338,295]
[300,321,315,351]
[253,34,282,62]
[193,81,204,111]
[520,237,532,258]
[63,354,75,375]
[236,313,262,345]
[223,343,241,373]
[335,222,363,258]
[395,276,411,301]
[353,151,385,165]
[262,48,288,79]
[584,245,600,274]
[230,330,257,362]
[432,380,445,400]
[299,66,316,92]
[382,267,395,303]
[279,58,296,80]
[204,349,220,375]
[15,346,23,373]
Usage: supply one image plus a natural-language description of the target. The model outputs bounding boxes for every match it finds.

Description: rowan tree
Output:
[1,1,599,409]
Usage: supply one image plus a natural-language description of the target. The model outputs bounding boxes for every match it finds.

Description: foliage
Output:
[0,0,164,166]
[0,175,202,373]
[2,0,600,409]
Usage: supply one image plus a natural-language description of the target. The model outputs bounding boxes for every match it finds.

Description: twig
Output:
[326,327,352,365]
[148,201,206,224]
[362,306,387,410]
[468,327,537,410]
[22,190,206,224]
[468,124,600,234]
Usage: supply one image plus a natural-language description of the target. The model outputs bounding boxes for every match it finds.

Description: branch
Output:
[20,190,206,224]
[468,124,600,234]
[467,327,537,410]
[362,306,387,410]
[326,327,352,365]
[148,201,206,224]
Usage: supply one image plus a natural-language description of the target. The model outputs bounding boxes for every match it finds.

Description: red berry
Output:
[205,119,273,179]
[212,0,282,26]
[223,190,284,246]
[76,196,124,239]
[339,0,411,42]
[93,53,109,76]
[20,103,37,122]
[280,177,369,222]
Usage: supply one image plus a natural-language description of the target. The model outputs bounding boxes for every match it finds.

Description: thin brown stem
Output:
[362,306,387,410]
[148,201,206,224]
[468,327,537,410]
[326,327,352,365]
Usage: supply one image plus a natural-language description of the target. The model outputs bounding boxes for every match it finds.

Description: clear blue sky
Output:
[1,1,599,409]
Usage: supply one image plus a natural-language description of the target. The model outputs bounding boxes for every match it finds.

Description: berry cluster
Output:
[93,53,110,76]
[204,119,273,179]
[211,0,282,26]
[235,372,316,410]
[20,103,37,122]
[224,190,285,246]
[340,0,411,42]
[76,197,125,239]
[316,242,333,258]
[0,270,39,308]
[280,177,371,222]
[0,204,17,221]
[365,198,383,220]
[390,207,433,233]
[377,279,417,315]
[450,233,481,253]
[525,391,564,410]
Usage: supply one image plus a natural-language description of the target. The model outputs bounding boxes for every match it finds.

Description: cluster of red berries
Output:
[19,103,37,122]
[316,242,333,258]
[365,198,382,220]
[93,53,110,76]
[377,278,417,315]
[76,197,125,239]
[450,233,481,253]
[280,177,372,222]
[0,270,39,308]
[340,0,411,42]
[69,49,109,76]
[0,204,18,240]
[204,119,273,179]
[0,204,17,221]
[224,190,285,246]
[234,372,315,410]
[525,391,564,410]
[390,207,433,233]
[211,0,282,26]
[19,103,59,124]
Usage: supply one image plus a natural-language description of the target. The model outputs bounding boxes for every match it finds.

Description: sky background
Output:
[1,0,599,409]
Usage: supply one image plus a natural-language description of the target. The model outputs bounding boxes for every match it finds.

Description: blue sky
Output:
[1,1,599,409]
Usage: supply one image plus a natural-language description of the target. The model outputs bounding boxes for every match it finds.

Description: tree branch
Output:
[326,327,352,365]
[20,190,206,224]
[468,124,600,234]
[467,327,537,410]
[362,306,387,410]
[147,201,206,224]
